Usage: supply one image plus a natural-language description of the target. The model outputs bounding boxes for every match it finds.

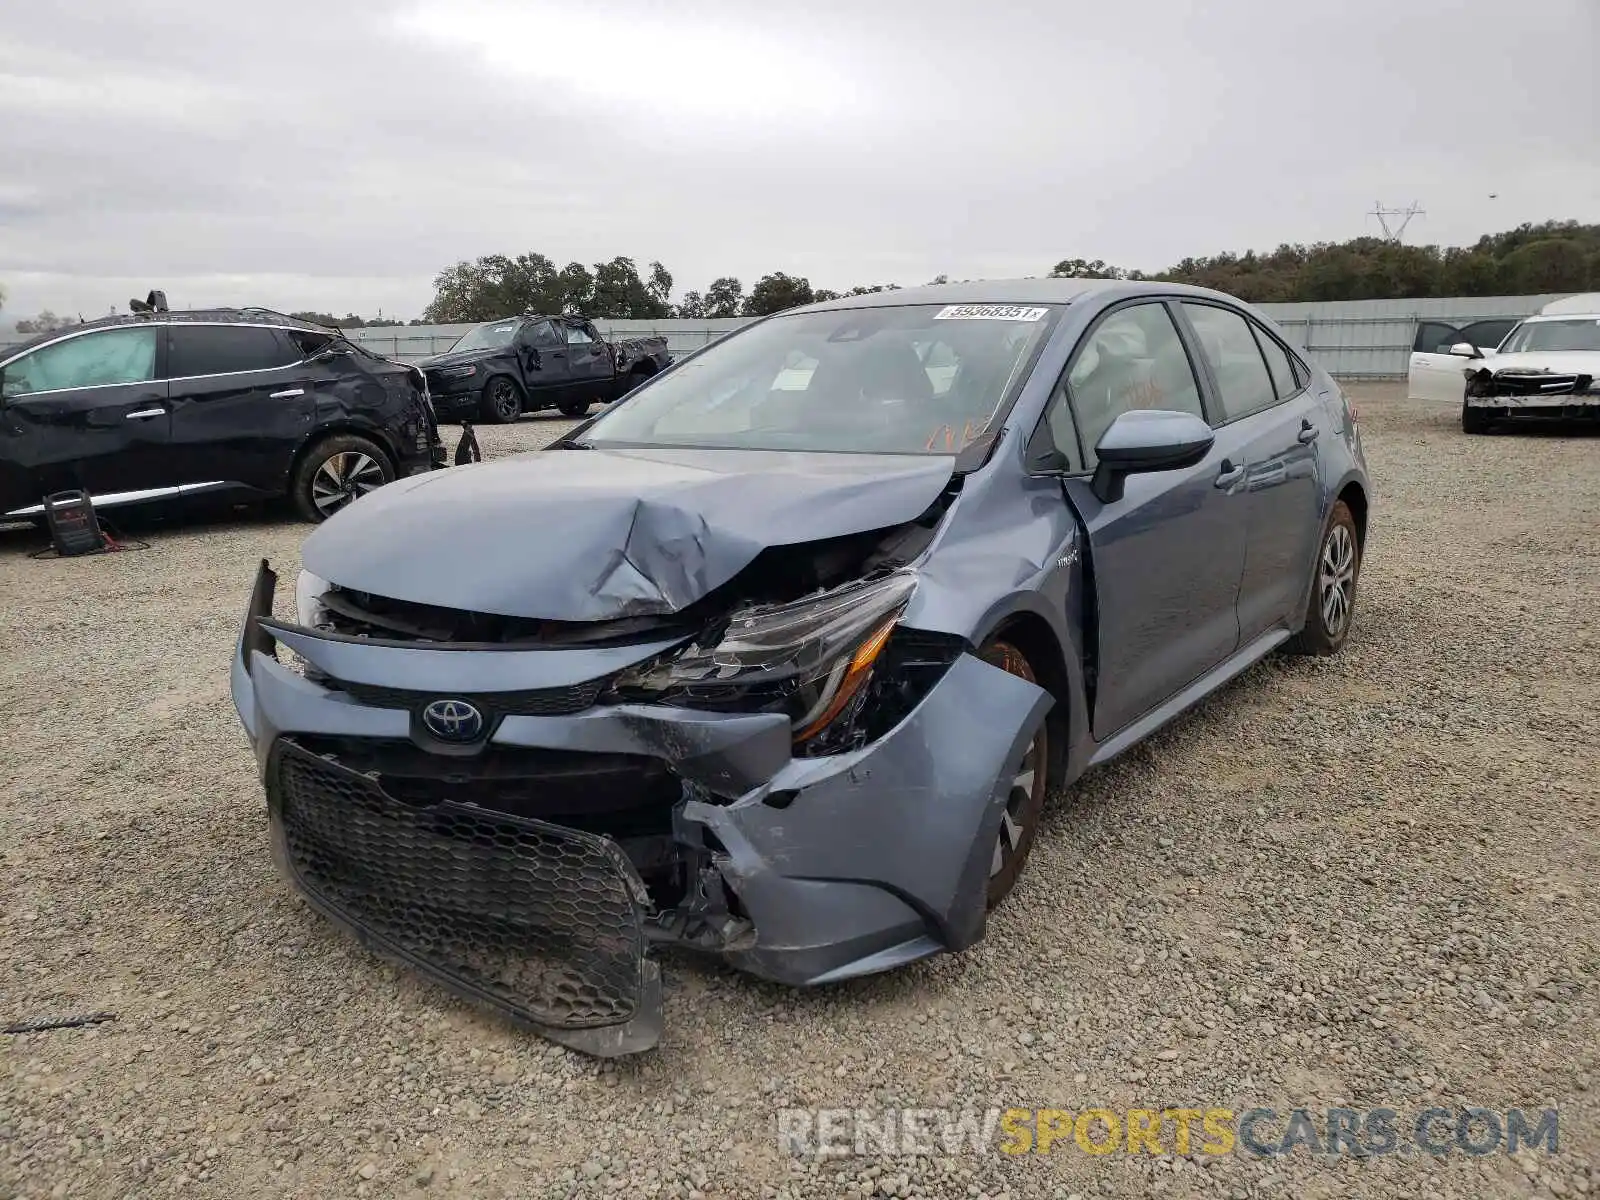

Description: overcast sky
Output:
[3,0,1597,323]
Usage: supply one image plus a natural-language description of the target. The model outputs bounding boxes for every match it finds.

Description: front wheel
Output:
[480,377,522,424]
[557,397,591,418]
[1284,500,1360,656]
[291,435,394,522]
[979,639,1051,909]
[1461,401,1495,434]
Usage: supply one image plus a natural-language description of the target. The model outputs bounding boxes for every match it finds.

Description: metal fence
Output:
[343,294,1572,379]
[1,293,1578,378]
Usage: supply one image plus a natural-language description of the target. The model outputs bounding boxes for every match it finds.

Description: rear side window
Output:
[1,327,158,398]
[1252,325,1300,400]
[1181,303,1278,422]
[169,325,296,377]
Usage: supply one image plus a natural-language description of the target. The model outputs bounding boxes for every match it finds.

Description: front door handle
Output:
[270,388,306,399]
[1215,460,1245,489]
[1297,420,1320,444]
[125,408,165,420]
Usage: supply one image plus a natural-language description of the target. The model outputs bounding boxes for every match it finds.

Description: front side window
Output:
[1413,321,1460,353]
[1182,303,1278,422]
[1063,303,1206,466]
[1,327,158,398]
[525,320,562,349]
[1459,318,1517,352]
[581,303,1061,455]
[169,325,295,377]
[565,323,596,346]
[1499,318,1600,354]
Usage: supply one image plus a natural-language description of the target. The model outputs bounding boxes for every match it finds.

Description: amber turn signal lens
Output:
[793,616,899,743]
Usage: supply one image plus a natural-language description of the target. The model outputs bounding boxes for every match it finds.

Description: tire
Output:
[557,397,591,418]
[290,435,394,523]
[480,376,523,424]
[1461,401,1494,434]
[979,639,1051,909]
[1284,500,1360,656]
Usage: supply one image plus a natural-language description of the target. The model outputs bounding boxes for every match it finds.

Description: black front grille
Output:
[327,677,606,717]
[1478,371,1591,397]
[272,742,654,1030]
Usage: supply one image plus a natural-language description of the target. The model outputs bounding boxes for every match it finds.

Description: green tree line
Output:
[7,220,1596,334]
[420,220,1600,323]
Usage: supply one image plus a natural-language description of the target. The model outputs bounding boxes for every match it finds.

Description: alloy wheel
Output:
[980,641,1048,906]
[1319,523,1356,636]
[311,452,385,517]
[490,379,520,422]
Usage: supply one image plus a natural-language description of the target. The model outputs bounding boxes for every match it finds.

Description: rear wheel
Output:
[480,377,522,424]
[1284,500,1360,656]
[980,639,1050,909]
[291,435,393,522]
[1461,401,1495,434]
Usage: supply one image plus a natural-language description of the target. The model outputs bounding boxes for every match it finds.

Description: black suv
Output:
[1,306,445,523]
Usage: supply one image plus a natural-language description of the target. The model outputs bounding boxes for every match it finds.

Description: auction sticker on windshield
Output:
[934,305,1049,322]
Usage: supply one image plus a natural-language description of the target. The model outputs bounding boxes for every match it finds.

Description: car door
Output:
[563,320,613,400]
[515,318,572,401]
[0,325,170,515]
[1178,302,1324,646]
[165,323,318,495]
[1040,300,1248,741]
[1408,320,1466,401]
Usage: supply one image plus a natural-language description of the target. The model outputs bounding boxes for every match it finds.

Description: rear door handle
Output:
[270,388,306,399]
[125,408,165,420]
[1297,421,1320,444]
[1215,460,1245,489]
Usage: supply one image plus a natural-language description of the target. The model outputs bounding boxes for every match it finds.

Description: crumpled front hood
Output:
[301,446,955,621]
[419,347,507,371]
[1473,350,1600,377]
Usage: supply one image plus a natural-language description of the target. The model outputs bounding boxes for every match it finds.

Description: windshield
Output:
[580,303,1061,454]
[1500,318,1600,354]
[450,319,520,353]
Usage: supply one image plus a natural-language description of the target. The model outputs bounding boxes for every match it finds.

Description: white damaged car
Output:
[1454,296,1600,434]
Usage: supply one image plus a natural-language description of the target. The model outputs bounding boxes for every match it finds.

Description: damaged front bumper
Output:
[231,562,1050,1055]
[1465,368,1600,416]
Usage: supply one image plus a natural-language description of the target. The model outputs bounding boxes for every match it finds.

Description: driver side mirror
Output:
[1091,409,1215,504]
[1449,342,1483,359]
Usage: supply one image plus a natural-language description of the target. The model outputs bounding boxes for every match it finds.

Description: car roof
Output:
[1,308,336,359]
[784,276,1249,315]
[1523,312,1600,323]
[1538,293,1600,316]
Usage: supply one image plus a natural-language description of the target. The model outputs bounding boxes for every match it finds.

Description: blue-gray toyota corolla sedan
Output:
[231,279,1370,1055]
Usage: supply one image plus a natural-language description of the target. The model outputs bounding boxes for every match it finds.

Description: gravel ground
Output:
[2,386,1597,1200]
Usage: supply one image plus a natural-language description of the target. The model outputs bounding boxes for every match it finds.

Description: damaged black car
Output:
[232,279,1370,1055]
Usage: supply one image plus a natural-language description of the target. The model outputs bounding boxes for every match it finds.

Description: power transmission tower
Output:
[1369,201,1425,242]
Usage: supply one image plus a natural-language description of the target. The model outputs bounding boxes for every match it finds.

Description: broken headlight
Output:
[612,572,918,741]
[295,570,331,628]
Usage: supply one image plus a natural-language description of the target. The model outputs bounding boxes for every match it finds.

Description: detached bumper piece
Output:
[268,739,662,1056]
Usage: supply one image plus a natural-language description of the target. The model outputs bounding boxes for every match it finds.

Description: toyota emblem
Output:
[421,698,485,742]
